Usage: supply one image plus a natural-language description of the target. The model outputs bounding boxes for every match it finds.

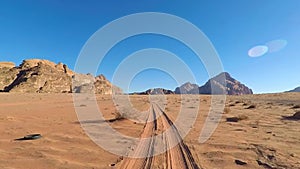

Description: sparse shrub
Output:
[235,101,241,104]
[229,103,235,107]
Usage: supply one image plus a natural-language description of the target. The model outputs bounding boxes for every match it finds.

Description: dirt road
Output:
[118,103,200,169]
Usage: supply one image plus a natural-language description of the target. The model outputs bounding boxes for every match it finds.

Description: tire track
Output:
[118,103,200,169]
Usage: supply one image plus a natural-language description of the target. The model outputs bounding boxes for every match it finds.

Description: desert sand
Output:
[0,93,299,169]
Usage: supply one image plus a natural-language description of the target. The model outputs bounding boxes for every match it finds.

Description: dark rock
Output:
[235,159,247,165]
[282,111,300,120]
[226,117,239,122]
[246,105,256,109]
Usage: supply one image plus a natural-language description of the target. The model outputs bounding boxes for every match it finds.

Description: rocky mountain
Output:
[174,82,199,94]
[131,88,174,95]
[4,60,72,93]
[0,63,19,91]
[199,72,253,95]
[0,59,122,94]
[0,62,15,68]
[174,72,253,95]
[286,87,300,92]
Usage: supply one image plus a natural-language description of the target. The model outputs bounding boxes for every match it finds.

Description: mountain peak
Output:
[286,86,300,92]
[175,82,199,94]
[199,72,253,95]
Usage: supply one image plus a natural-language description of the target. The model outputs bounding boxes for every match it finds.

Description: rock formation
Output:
[4,60,73,93]
[72,73,95,93]
[0,62,15,68]
[94,74,123,95]
[286,87,300,92]
[199,72,253,95]
[0,62,19,91]
[0,59,122,94]
[132,88,174,95]
[174,82,199,94]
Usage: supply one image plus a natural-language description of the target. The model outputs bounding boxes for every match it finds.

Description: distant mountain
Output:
[286,87,300,92]
[131,88,174,95]
[199,72,253,95]
[0,59,122,94]
[174,72,253,95]
[0,60,253,95]
[174,82,199,94]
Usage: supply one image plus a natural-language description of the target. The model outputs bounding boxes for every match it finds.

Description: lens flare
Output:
[266,39,287,53]
[248,45,269,57]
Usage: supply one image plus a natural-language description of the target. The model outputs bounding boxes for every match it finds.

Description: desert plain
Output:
[0,92,299,169]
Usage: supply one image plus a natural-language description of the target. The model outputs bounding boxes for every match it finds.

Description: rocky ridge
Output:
[0,59,122,94]
[132,88,175,95]
[286,87,300,93]
[174,72,253,95]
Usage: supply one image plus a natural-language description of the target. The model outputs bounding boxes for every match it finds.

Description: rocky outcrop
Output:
[0,67,19,91]
[4,61,72,93]
[0,62,15,68]
[132,88,174,95]
[0,59,122,94]
[286,87,300,92]
[174,82,199,94]
[19,59,74,77]
[94,74,123,95]
[199,72,253,95]
[72,73,95,93]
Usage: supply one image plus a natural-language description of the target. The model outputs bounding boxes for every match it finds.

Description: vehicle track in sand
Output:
[118,103,200,169]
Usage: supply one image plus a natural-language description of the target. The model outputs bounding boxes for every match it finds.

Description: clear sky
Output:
[0,0,299,93]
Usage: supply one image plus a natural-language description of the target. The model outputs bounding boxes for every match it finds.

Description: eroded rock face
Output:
[5,61,72,93]
[0,62,18,91]
[174,82,199,94]
[199,72,253,95]
[0,59,122,94]
[94,74,123,95]
[72,73,95,93]
[0,67,19,91]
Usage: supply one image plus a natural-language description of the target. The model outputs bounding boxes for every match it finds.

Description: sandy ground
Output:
[0,93,299,169]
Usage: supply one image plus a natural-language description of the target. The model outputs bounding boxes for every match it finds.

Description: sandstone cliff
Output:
[0,59,122,94]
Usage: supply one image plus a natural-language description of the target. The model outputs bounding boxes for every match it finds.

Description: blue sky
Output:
[0,0,299,93]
